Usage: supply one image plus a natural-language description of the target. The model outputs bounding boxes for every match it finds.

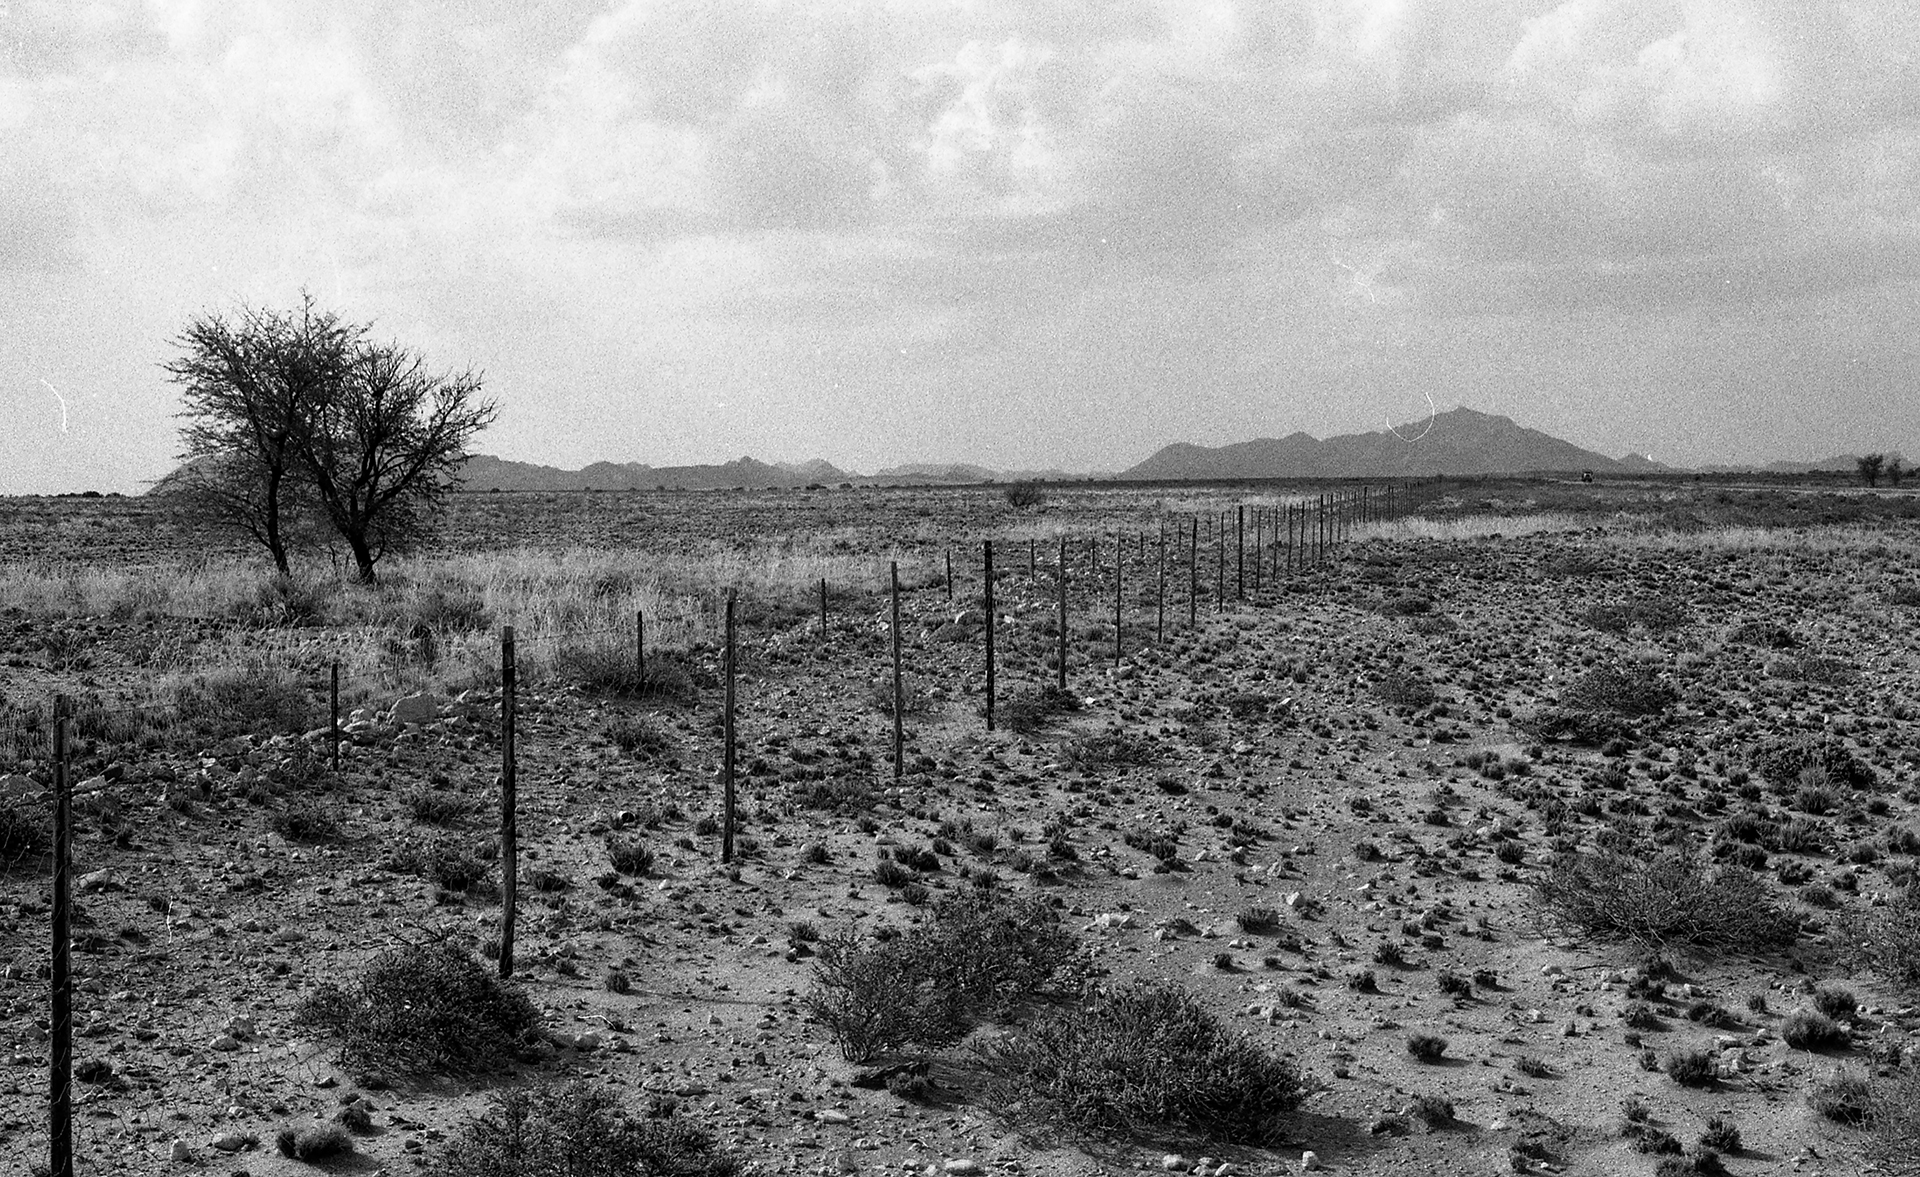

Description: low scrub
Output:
[554,644,698,705]
[1837,885,1920,992]
[1752,736,1877,793]
[1061,729,1156,772]
[997,684,1080,734]
[1534,848,1798,951]
[295,944,539,1078]
[172,662,317,737]
[805,890,1075,1062]
[973,979,1303,1145]
[1561,668,1677,717]
[1866,1064,1920,1175]
[431,1082,739,1177]
[1370,669,1435,710]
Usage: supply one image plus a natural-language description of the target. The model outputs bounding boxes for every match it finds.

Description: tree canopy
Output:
[166,295,496,582]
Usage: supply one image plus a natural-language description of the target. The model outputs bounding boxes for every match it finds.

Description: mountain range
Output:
[156,407,1889,496]
[1118,408,1663,479]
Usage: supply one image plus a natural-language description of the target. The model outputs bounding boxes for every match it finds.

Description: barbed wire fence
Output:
[0,480,1433,1174]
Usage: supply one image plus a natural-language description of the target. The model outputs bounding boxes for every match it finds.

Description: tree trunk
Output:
[346,530,378,584]
[263,471,292,578]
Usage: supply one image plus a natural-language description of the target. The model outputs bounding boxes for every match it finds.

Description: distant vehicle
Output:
[1580,470,1594,483]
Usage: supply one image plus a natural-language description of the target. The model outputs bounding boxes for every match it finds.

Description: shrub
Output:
[0,806,44,856]
[407,788,470,825]
[606,836,655,877]
[973,979,1303,1145]
[275,1122,352,1161]
[1781,1010,1848,1051]
[555,644,698,705]
[1698,1116,1741,1153]
[1752,736,1876,793]
[1808,1067,1872,1124]
[1534,848,1798,950]
[604,968,632,995]
[607,715,673,759]
[1405,1031,1448,1062]
[1235,907,1284,935]
[1562,668,1677,717]
[1812,984,1859,1020]
[1665,1047,1717,1086]
[990,679,1082,733]
[1436,971,1472,998]
[1370,669,1435,710]
[1514,706,1637,746]
[431,1082,739,1177]
[1838,884,1920,990]
[293,943,540,1078]
[1004,482,1046,509]
[1408,1093,1454,1127]
[804,891,1073,1062]
[387,835,491,891]
[1866,1064,1920,1174]
[173,662,317,737]
[273,799,344,843]
[1061,730,1156,771]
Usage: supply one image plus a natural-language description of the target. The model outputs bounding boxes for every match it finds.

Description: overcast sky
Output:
[4,0,1918,493]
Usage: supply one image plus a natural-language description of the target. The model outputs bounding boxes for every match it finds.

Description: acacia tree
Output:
[1889,456,1906,487]
[293,338,497,583]
[1859,453,1887,487]
[165,295,358,575]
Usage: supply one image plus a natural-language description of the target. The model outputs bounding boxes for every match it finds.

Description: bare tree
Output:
[293,339,497,583]
[164,295,358,575]
[1859,453,1887,488]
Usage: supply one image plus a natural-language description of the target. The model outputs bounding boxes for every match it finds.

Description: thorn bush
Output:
[973,979,1304,1145]
[294,943,540,1078]
[431,1081,739,1177]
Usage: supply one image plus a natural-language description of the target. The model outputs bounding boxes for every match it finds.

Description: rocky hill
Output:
[1121,407,1659,479]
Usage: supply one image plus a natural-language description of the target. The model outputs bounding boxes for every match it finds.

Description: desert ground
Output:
[3,476,1919,1177]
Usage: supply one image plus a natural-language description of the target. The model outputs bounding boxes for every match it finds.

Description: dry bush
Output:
[998,684,1080,733]
[431,1082,739,1177]
[1752,736,1877,793]
[1534,848,1798,951]
[171,662,318,737]
[1835,885,1920,992]
[804,891,1075,1062]
[1867,1064,1920,1175]
[972,979,1304,1145]
[1561,668,1677,717]
[295,944,539,1078]
[1370,668,1435,710]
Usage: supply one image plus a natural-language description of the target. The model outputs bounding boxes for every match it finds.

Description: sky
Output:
[4,0,1919,494]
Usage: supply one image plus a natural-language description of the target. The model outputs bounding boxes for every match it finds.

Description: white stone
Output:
[390,692,444,726]
[1300,1151,1321,1172]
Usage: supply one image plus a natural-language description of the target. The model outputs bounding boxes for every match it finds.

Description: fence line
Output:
[0,478,1435,1176]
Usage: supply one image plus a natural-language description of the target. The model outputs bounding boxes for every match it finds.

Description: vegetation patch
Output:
[1534,848,1798,950]
[431,1082,740,1177]
[973,979,1303,1145]
[294,943,540,1078]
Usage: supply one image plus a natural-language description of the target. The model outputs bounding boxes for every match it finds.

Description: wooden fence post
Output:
[890,563,904,782]
[498,628,517,979]
[636,610,646,680]
[1056,537,1068,692]
[1188,516,1198,627]
[945,550,953,602]
[329,661,340,772]
[1215,521,1224,610]
[1112,534,1121,666]
[1235,505,1245,601]
[984,540,996,731]
[50,695,71,1177]
[1155,523,1166,643]
[722,591,737,863]
[818,579,827,640]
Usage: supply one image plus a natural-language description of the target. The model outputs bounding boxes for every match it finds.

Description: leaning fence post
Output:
[498,629,517,979]
[329,661,340,772]
[891,563,904,782]
[984,539,996,732]
[636,610,646,682]
[50,694,72,1177]
[818,578,828,640]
